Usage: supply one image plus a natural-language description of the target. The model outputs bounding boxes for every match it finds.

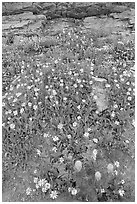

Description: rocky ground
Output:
[2,2,135,202]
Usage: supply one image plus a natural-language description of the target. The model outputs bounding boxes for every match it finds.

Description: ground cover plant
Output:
[2,25,135,202]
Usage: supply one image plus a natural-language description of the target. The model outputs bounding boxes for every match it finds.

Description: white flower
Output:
[44,182,51,189]
[107,163,114,173]
[58,123,63,130]
[16,92,22,97]
[105,84,111,88]
[93,138,98,143]
[127,96,132,101]
[68,187,72,192]
[80,68,84,73]
[10,123,15,129]
[80,84,83,88]
[89,80,93,85]
[67,134,72,139]
[84,132,89,138]
[52,147,57,152]
[13,98,17,103]
[53,136,59,142]
[114,161,120,168]
[73,84,78,88]
[121,180,125,184]
[77,116,81,120]
[132,119,135,127]
[28,102,32,107]
[22,102,26,107]
[36,149,41,156]
[52,90,57,95]
[115,121,120,125]
[93,95,98,100]
[13,110,18,116]
[34,177,38,183]
[101,188,105,193]
[118,189,125,197]
[59,157,64,163]
[20,108,24,114]
[95,171,101,181]
[50,190,58,199]
[63,97,67,101]
[77,79,81,83]
[33,105,38,110]
[36,183,40,189]
[111,111,115,117]
[92,149,98,160]
[82,99,86,103]
[26,187,32,195]
[73,122,77,127]
[42,186,48,192]
[71,188,78,195]
[44,133,49,138]
[113,104,118,109]
[77,105,80,110]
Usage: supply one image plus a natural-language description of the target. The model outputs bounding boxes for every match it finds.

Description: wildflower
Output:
[93,138,98,143]
[36,183,40,189]
[13,98,17,103]
[93,95,98,100]
[74,160,82,172]
[127,96,132,101]
[121,180,125,184]
[63,97,67,101]
[118,189,125,197]
[13,110,18,116]
[77,105,80,110]
[111,111,115,117]
[59,157,64,163]
[73,84,78,88]
[101,188,105,193]
[92,149,98,160]
[52,90,57,95]
[107,163,114,173]
[21,102,26,107]
[82,99,86,103]
[16,92,22,97]
[80,68,84,73]
[20,108,24,114]
[53,136,59,142]
[26,187,32,195]
[67,134,71,139]
[115,121,120,125]
[28,102,32,107]
[77,79,81,83]
[68,187,72,192]
[113,104,118,109]
[38,179,44,187]
[128,87,132,91]
[125,140,129,143]
[42,186,48,193]
[52,147,57,152]
[10,123,15,129]
[84,132,89,138]
[105,84,111,88]
[80,84,83,88]
[34,177,38,183]
[34,169,37,174]
[36,149,41,156]
[126,92,130,95]
[95,171,101,181]
[132,119,135,127]
[77,116,81,120]
[114,161,120,168]
[58,123,63,130]
[73,122,77,127]
[126,81,130,85]
[71,188,78,195]
[50,190,58,199]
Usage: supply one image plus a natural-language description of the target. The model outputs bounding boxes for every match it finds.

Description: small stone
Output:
[95,171,101,181]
